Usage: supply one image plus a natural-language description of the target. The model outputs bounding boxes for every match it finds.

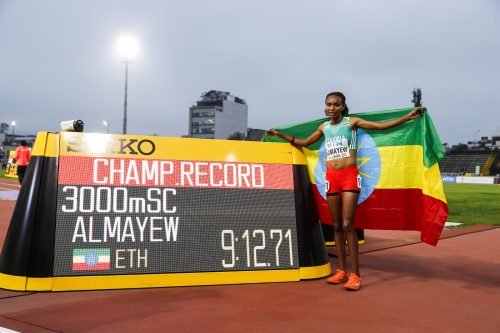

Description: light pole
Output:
[117,36,139,135]
[11,121,15,135]
[103,120,110,134]
[474,129,480,148]
[122,59,130,135]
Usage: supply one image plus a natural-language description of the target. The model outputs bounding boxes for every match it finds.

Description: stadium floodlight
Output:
[117,36,139,60]
[103,120,109,134]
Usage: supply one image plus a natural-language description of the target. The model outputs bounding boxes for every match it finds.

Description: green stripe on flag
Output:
[354,108,445,167]
[262,107,445,168]
[73,248,110,256]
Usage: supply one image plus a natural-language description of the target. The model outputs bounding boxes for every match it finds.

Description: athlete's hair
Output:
[325,91,349,115]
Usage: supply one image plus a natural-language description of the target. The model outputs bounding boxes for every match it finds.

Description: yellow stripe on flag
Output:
[303,148,320,184]
[378,146,446,203]
[299,145,446,204]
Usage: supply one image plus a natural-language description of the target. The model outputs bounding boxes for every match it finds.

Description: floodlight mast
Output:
[117,36,139,135]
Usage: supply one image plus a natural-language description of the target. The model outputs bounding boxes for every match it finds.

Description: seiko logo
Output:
[66,137,156,156]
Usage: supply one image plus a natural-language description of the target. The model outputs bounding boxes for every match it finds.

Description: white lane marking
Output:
[0,183,20,189]
[0,188,19,200]
[0,326,21,333]
[0,187,19,191]
[445,222,463,227]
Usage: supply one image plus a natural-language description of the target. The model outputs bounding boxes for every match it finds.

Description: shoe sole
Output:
[344,285,361,291]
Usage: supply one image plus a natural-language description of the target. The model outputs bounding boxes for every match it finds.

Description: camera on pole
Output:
[412,88,422,107]
[60,120,84,132]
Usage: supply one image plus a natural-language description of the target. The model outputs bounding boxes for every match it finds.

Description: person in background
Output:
[266,91,423,291]
[15,140,31,184]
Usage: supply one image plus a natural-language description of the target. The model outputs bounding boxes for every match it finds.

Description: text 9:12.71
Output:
[221,229,294,269]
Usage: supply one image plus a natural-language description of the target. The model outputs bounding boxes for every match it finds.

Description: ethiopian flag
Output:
[72,248,111,271]
[263,108,448,246]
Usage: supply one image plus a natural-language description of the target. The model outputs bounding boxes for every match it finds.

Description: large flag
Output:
[262,108,448,246]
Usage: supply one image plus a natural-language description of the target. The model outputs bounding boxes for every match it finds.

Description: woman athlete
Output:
[266,91,423,291]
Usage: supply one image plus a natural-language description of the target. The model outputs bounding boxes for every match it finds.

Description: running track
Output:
[0,176,499,332]
[0,179,19,201]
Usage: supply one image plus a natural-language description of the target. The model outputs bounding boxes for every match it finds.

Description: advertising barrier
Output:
[441,176,457,183]
[456,176,496,184]
[4,151,18,178]
[0,132,331,291]
[443,175,497,185]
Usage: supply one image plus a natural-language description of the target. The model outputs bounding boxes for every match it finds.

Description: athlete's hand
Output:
[407,106,425,120]
[265,129,279,137]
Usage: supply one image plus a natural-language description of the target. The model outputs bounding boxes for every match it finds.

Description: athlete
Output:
[15,140,31,185]
[266,92,423,290]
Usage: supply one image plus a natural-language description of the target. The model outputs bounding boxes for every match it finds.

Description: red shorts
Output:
[325,165,361,196]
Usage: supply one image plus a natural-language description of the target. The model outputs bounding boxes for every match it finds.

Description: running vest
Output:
[322,117,357,161]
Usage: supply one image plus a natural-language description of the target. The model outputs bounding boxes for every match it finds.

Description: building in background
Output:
[188,90,248,139]
[246,128,266,141]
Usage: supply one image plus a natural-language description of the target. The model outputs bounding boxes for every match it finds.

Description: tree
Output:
[227,132,246,140]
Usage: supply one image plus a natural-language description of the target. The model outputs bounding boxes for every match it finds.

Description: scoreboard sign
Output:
[0,131,331,291]
[53,133,299,277]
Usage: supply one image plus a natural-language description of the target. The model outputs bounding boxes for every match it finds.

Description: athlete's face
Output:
[325,95,345,120]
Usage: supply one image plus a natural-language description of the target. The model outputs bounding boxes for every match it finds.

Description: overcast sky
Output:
[1,0,499,144]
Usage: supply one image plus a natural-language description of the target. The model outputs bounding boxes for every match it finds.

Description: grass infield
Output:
[444,183,500,227]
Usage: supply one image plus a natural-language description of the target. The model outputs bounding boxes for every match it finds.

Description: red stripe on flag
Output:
[58,156,294,190]
[421,194,449,246]
[72,262,110,271]
[355,188,447,246]
[311,186,447,245]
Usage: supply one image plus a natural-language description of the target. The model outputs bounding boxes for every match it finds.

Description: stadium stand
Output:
[439,154,490,175]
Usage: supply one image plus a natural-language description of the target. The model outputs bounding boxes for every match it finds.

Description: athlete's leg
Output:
[17,166,26,185]
[327,194,346,271]
[341,191,360,276]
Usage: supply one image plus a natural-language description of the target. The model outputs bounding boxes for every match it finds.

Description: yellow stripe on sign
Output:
[59,133,295,164]
[51,269,300,291]
[0,273,27,291]
[31,132,47,156]
[378,146,446,202]
[299,262,332,280]
[31,132,59,157]
[26,277,53,291]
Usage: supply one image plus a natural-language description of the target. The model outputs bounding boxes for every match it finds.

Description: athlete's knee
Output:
[342,220,355,232]
[333,221,343,233]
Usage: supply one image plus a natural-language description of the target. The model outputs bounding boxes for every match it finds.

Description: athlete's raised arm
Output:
[350,107,424,130]
[266,124,324,148]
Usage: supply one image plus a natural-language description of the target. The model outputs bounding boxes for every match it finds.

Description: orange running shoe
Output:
[326,269,348,284]
[344,273,362,291]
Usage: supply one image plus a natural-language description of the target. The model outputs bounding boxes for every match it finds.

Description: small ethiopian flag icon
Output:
[72,248,110,271]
